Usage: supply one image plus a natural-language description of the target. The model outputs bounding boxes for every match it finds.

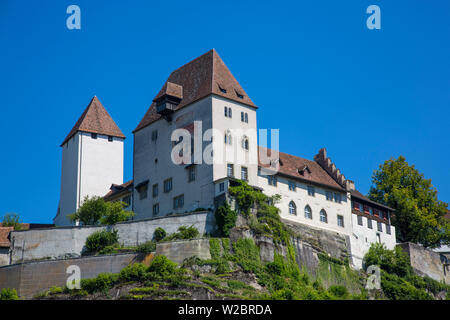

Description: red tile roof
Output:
[61,96,125,146]
[350,189,394,211]
[134,49,257,133]
[0,227,13,248]
[258,146,345,191]
[104,180,134,199]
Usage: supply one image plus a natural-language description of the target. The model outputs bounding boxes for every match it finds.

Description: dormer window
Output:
[235,89,244,99]
[218,83,227,94]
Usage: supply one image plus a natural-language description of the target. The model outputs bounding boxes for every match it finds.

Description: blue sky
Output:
[0,1,449,223]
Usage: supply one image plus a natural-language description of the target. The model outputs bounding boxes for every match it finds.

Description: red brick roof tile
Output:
[61,96,125,146]
[134,49,256,133]
[0,227,13,248]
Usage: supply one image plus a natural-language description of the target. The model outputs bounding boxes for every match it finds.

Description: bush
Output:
[154,227,166,242]
[0,288,19,300]
[1,213,22,230]
[164,225,199,241]
[328,285,349,299]
[215,202,238,236]
[85,229,119,254]
[81,273,119,294]
[119,263,148,282]
[148,255,178,277]
[136,240,156,254]
[363,243,412,277]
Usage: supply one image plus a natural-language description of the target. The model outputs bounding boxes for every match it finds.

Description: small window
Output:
[367,218,373,229]
[227,164,234,177]
[304,205,312,220]
[108,136,113,142]
[164,178,172,193]
[218,84,227,93]
[241,166,248,181]
[173,194,184,209]
[244,113,248,123]
[379,211,384,219]
[242,136,249,150]
[369,207,373,216]
[138,187,148,200]
[224,130,232,145]
[307,186,315,197]
[219,182,225,192]
[334,193,342,203]
[326,191,333,201]
[224,107,232,118]
[91,133,98,139]
[241,112,244,122]
[289,201,297,215]
[268,175,277,186]
[151,130,158,141]
[357,215,363,226]
[122,195,131,207]
[320,209,328,223]
[377,222,383,232]
[235,90,244,99]
[224,106,228,117]
[376,233,381,243]
[153,203,159,216]
[152,184,158,198]
[359,203,364,212]
[337,215,344,227]
[188,166,196,182]
[386,224,391,235]
[288,181,296,191]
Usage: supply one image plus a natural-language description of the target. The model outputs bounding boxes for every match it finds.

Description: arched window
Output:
[320,209,328,223]
[304,205,312,219]
[289,201,297,215]
[224,130,232,145]
[242,136,249,150]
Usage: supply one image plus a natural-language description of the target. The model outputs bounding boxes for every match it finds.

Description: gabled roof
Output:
[134,49,257,133]
[61,96,125,146]
[104,180,134,200]
[258,146,345,191]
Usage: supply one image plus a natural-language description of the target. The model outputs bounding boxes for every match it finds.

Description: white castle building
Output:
[54,49,396,269]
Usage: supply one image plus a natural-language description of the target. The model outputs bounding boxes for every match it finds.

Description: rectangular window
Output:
[188,166,196,182]
[173,194,184,209]
[219,182,225,192]
[108,136,113,142]
[367,218,373,229]
[241,166,248,181]
[138,187,148,200]
[152,184,158,198]
[153,203,159,216]
[164,178,172,193]
[288,181,296,191]
[227,164,234,177]
[151,130,158,141]
[379,211,384,219]
[353,201,359,210]
[386,224,391,235]
[241,111,244,122]
[326,191,333,201]
[337,215,344,227]
[91,133,97,139]
[377,222,383,232]
[245,113,248,123]
[369,207,373,216]
[334,193,342,203]
[307,186,315,196]
[122,195,131,207]
[357,215,363,226]
[268,176,277,186]
[359,203,364,212]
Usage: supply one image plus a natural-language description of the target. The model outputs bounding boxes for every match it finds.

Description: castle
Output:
[53,49,396,269]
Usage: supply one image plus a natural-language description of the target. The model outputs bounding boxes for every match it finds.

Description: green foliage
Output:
[154,227,166,242]
[0,288,19,300]
[147,255,178,277]
[84,229,119,254]
[368,156,450,247]
[164,225,199,241]
[214,202,238,236]
[1,213,22,230]
[68,196,134,226]
[81,273,119,294]
[363,243,412,277]
[119,263,148,282]
[381,272,433,300]
[328,285,349,299]
[228,180,267,216]
[232,238,261,273]
[136,240,156,254]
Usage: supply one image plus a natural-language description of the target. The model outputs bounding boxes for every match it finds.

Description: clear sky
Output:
[1,1,449,223]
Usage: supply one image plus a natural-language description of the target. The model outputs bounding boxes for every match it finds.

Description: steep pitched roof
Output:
[61,96,125,146]
[134,49,257,133]
[258,146,345,191]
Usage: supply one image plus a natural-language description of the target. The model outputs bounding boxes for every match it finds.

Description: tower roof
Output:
[61,96,125,146]
[134,49,256,133]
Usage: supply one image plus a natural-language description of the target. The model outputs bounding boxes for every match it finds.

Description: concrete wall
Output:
[0,248,9,266]
[133,96,215,219]
[0,253,141,298]
[350,213,396,269]
[398,242,450,284]
[10,211,215,264]
[56,132,124,226]
[156,239,211,264]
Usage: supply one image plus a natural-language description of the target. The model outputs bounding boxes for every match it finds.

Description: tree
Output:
[368,156,450,248]
[1,213,22,230]
[68,196,134,226]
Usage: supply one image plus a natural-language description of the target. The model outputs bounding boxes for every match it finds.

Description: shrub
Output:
[0,288,19,300]
[1,213,22,230]
[136,240,156,254]
[328,285,349,299]
[119,263,148,282]
[81,273,119,294]
[363,243,412,277]
[147,255,178,277]
[85,229,119,254]
[215,202,237,236]
[154,227,166,242]
[164,225,199,241]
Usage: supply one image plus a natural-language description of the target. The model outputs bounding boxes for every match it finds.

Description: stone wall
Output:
[0,253,144,298]
[156,239,211,264]
[9,211,215,264]
[398,242,450,284]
